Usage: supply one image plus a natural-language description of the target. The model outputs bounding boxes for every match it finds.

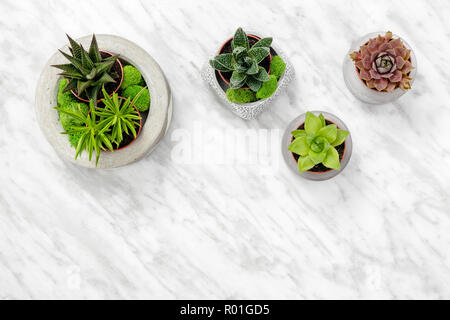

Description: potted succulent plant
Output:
[35,34,172,168]
[343,31,417,104]
[209,27,286,103]
[52,35,123,103]
[203,27,294,120]
[282,111,352,181]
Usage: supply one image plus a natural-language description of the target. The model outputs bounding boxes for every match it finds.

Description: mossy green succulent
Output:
[57,78,77,106]
[68,132,82,147]
[122,85,150,112]
[57,79,89,127]
[57,78,89,148]
[121,65,142,89]
[270,56,286,80]
[226,88,257,103]
[256,75,277,100]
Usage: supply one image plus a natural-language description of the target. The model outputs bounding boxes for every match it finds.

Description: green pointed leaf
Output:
[52,63,78,73]
[319,113,326,127]
[252,66,270,82]
[58,49,85,73]
[88,85,101,102]
[85,68,97,80]
[230,71,247,88]
[246,77,262,92]
[323,146,341,170]
[248,47,269,64]
[75,132,89,159]
[127,120,138,139]
[232,46,247,61]
[317,124,337,143]
[58,71,84,80]
[66,34,82,59]
[246,61,258,75]
[88,34,101,63]
[54,106,86,122]
[209,59,231,72]
[291,130,306,138]
[95,59,116,75]
[231,27,249,50]
[77,80,93,96]
[305,112,322,135]
[309,149,327,164]
[288,136,309,157]
[122,119,129,135]
[331,129,349,147]
[92,73,115,86]
[252,37,272,49]
[80,45,94,69]
[100,133,113,151]
[298,156,315,173]
[213,53,233,71]
[234,63,248,74]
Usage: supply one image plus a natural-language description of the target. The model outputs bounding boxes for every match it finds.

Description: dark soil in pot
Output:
[291,120,346,173]
[215,34,275,89]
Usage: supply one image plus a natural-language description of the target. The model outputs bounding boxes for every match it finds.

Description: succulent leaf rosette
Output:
[350,31,413,92]
[52,34,120,102]
[209,27,272,92]
[289,112,349,173]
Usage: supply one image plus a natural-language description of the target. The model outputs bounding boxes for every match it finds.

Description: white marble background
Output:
[1,0,449,299]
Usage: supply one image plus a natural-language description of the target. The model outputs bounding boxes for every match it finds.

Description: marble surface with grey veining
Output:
[1,0,450,299]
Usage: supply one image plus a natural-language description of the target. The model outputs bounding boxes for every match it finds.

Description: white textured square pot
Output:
[202,31,295,120]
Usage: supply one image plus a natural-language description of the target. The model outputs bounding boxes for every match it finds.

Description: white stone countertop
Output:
[0,0,449,299]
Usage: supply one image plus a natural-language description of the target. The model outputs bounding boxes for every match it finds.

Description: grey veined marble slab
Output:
[1,0,450,300]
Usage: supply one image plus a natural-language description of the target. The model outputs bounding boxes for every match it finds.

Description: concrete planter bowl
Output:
[35,34,172,169]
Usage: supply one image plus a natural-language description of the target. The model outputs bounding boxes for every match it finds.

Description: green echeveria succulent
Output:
[209,27,272,92]
[288,112,349,173]
[256,74,277,100]
[270,56,286,80]
[52,34,119,102]
[122,85,150,112]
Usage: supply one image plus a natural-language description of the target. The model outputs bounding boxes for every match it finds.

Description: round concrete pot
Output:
[282,111,352,181]
[343,32,417,104]
[35,34,172,168]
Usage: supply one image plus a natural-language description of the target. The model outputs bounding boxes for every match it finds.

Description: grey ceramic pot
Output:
[282,111,352,181]
[343,32,417,104]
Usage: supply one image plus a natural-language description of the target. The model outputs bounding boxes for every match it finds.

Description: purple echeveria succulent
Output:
[350,31,413,92]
